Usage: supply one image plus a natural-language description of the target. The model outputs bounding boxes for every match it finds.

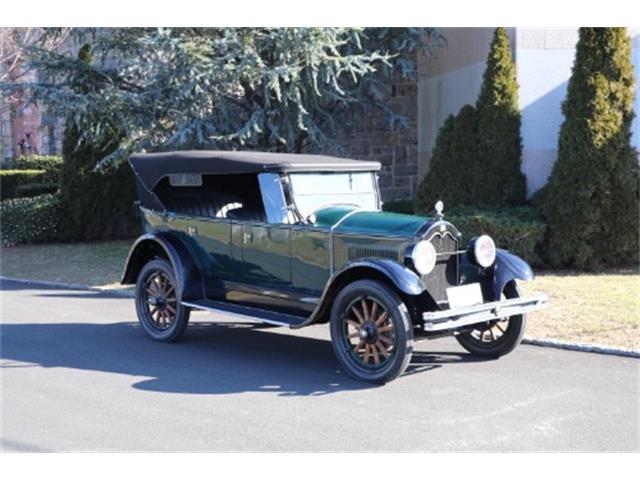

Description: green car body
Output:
[122,151,548,383]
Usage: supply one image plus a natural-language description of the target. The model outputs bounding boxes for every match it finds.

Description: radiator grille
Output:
[348,246,401,262]
[422,231,459,304]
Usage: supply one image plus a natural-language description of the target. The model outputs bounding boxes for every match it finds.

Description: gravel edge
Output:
[2,275,638,359]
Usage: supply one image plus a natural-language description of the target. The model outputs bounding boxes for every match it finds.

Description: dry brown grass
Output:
[2,241,638,350]
[521,269,639,350]
[1,240,133,290]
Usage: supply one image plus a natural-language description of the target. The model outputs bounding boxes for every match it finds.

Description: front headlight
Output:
[470,235,496,268]
[410,240,437,275]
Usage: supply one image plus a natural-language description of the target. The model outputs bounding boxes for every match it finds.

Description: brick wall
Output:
[0,68,63,162]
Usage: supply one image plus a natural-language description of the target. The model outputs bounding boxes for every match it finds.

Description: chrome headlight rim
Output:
[408,240,437,275]
[470,234,496,268]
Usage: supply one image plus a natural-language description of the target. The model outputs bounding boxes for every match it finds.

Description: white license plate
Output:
[446,283,484,309]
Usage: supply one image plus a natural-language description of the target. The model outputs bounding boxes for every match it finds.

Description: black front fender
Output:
[292,258,424,328]
[333,258,426,296]
[492,249,534,300]
[121,231,205,302]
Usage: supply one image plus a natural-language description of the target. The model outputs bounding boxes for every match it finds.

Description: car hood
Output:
[313,206,431,238]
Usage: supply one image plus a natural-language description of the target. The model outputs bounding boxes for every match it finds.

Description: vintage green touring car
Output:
[122,150,548,383]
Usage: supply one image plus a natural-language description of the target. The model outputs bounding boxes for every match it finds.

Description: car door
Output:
[240,222,291,289]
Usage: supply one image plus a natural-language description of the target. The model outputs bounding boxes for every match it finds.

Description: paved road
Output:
[1,279,638,452]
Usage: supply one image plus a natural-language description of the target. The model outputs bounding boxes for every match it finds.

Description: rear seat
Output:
[164,193,247,219]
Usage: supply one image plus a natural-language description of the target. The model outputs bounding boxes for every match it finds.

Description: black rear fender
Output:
[121,232,205,302]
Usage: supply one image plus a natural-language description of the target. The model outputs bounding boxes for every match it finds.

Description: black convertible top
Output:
[129,150,381,211]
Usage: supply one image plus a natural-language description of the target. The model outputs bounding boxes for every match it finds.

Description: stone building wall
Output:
[329,78,419,203]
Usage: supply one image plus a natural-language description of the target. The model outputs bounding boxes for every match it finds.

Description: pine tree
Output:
[475,27,526,206]
[59,44,136,240]
[544,28,639,269]
[16,28,440,167]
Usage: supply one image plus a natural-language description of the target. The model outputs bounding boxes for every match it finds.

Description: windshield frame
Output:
[286,171,381,222]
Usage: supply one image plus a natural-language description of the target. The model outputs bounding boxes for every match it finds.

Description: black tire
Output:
[330,280,413,384]
[135,259,190,342]
[455,282,526,358]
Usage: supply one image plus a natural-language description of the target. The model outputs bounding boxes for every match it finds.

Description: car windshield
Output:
[288,172,378,219]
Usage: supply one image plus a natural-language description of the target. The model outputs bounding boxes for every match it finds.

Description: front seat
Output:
[226,206,266,222]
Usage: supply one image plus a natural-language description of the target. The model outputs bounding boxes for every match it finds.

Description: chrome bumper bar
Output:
[422,293,549,332]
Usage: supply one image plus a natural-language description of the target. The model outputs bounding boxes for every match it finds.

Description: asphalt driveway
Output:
[1,279,638,451]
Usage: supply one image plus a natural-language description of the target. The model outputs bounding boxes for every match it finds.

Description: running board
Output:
[181,300,307,328]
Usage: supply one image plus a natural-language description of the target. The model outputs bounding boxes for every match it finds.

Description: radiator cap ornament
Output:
[435,200,444,221]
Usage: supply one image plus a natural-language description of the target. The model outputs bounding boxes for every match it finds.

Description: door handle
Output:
[243,232,253,244]
[188,226,198,236]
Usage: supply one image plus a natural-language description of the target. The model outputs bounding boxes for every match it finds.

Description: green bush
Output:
[447,207,546,267]
[543,28,639,270]
[400,202,547,266]
[12,155,62,176]
[414,106,480,211]
[14,182,59,198]
[0,170,48,200]
[0,193,62,246]
[382,199,415,214]
[415,28,526,211]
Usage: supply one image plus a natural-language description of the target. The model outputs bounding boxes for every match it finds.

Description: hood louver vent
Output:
[348,246,401,262]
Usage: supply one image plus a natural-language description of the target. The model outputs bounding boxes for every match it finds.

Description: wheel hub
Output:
[359,322,378,344]
[149,295,167,309]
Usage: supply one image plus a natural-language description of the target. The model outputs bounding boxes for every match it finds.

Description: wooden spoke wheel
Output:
[144,271,178,331]
[456,282,527,358]
[343,296,396,369]
[466,318,510,345]
[330,280,413,384]
[135,259,190,342]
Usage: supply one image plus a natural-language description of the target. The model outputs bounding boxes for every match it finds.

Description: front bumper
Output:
[422,293,549,332]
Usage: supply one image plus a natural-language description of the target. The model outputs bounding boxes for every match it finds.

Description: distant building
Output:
[0,63,63,161]
[417,27,640,197]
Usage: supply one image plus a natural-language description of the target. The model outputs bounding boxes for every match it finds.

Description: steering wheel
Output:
[305,202,360,224]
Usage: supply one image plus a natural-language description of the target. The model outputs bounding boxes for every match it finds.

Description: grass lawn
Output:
[1,241,638,350]
[521,270,639,350]
[0,240,133,290]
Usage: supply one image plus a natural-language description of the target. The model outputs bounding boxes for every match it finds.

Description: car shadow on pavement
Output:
[1,320,482,396]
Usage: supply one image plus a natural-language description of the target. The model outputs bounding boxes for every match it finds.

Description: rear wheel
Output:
[330,280,413,384]
[455,282,526,358]
[135,259,190,342]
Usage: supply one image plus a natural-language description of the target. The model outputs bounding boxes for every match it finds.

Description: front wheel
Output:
[135,259,190,342]
[330,280,413,384]
[455,282,526,358]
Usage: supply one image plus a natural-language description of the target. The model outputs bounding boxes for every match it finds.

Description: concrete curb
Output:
[522,337,639,358]
[2,275,639,359]
[0,276,134,298]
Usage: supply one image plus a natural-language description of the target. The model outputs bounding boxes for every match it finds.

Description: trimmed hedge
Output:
[0,193,62,246]
[382,199,415,214]
[385,200,546,267]
[14,182,59,198]
[12,155,62,174]
[446,207,546,267]
[0,170,48,200]
[3,155,62,184]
